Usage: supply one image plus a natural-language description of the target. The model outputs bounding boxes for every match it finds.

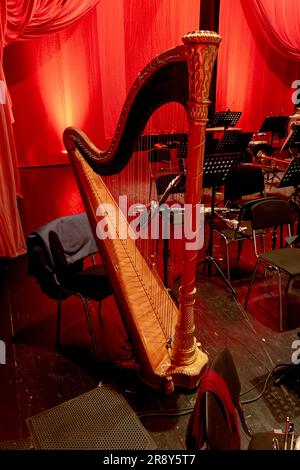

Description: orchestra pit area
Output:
[1,0,300,453]
[1,151,300,450]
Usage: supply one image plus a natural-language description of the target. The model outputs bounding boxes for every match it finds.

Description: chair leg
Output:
[245,260,260,309]
[277,269,284,331]
[225,241,231,282]
[236,239,244,268]
[80,295,98,358]
[285,277,292,296]
[56,297,62,350]
[216,232,230,280]
[149,178,153,202]
[262,235,266,254]
[237,402,253,438]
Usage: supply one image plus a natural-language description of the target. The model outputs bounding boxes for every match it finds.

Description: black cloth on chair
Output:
[26,214,113,356]
[186,348,247,450]
[48,230,112,302]
[185,348,282,450]
[186,367,241,450]
[34,213,98,265]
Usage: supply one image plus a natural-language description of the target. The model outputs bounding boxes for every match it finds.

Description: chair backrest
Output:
[48,230,83,281]
[204,348,241,450]
[148,147,171,163]
[186,348,242,450]
[27,213,97,300]
[238,196,279,224]
[250,198,293,230]
[238,197,265,223]
[34,213,98,265]
[224,164,265,203]
[148,147,175,197]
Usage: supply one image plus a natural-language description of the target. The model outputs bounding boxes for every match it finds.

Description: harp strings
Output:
[98,102,187,346]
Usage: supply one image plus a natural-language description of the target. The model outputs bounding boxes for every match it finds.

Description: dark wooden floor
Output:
[0,165,300,450]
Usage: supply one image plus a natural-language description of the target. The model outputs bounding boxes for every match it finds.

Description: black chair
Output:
[244,198,300,331]
[214,198,267,281]
[27,213,113,357]
[214,163,266,281]
[148,146,173,200]
[186,348,287,450]
[224,163,265,207]
[148,146,185,200]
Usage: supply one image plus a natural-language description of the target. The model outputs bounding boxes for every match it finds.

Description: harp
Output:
[64,31,221,393]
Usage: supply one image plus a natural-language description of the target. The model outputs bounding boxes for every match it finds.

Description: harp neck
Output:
[64,45,188,176]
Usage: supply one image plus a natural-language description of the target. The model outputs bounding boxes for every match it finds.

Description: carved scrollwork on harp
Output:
[64,30,221,392]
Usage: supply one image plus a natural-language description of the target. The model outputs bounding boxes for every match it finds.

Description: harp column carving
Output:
[171,31,222,371]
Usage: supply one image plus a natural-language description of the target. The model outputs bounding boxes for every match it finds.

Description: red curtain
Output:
[0,1,26,258]
[5,0,102,42]
[217,0,300,133]
[2,0,200,257]
[4,0,200,170]
[0,0,100,257]
[241,0,300,61]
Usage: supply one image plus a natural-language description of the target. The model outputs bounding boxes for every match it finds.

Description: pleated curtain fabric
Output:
[0,0,100,257]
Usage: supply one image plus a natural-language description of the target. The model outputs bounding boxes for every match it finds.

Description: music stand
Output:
[278,156,300,189]
[216,131,253,153]
[281,125,300,155]
[198,152,241,295]
[259,116,289,145]
[208,111,242,129]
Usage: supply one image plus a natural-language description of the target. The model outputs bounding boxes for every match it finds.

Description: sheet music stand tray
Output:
[208,111,242,129]
[278,156,300,189]
[216,131,253,153]
[259,116,289,145]
[198,152,241,295]
[281,125,300,154]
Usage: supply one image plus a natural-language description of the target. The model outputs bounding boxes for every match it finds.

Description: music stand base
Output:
[197,256,237,296]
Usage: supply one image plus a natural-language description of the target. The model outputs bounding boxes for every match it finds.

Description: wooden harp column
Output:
[64,30,221,393]
[171,31,221,384]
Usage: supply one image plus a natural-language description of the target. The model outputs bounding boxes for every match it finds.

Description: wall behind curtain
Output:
[217,0,300,132]
[3,0,200,168]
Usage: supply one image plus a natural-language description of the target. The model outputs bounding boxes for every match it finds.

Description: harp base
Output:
[166,346,209,392]
[139,346,208,395]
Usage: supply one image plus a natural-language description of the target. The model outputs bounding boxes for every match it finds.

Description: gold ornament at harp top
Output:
[182,31,222,123]
[182,30,222,44]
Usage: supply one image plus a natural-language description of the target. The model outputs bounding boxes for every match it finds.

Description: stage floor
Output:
[0,165,300,450]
